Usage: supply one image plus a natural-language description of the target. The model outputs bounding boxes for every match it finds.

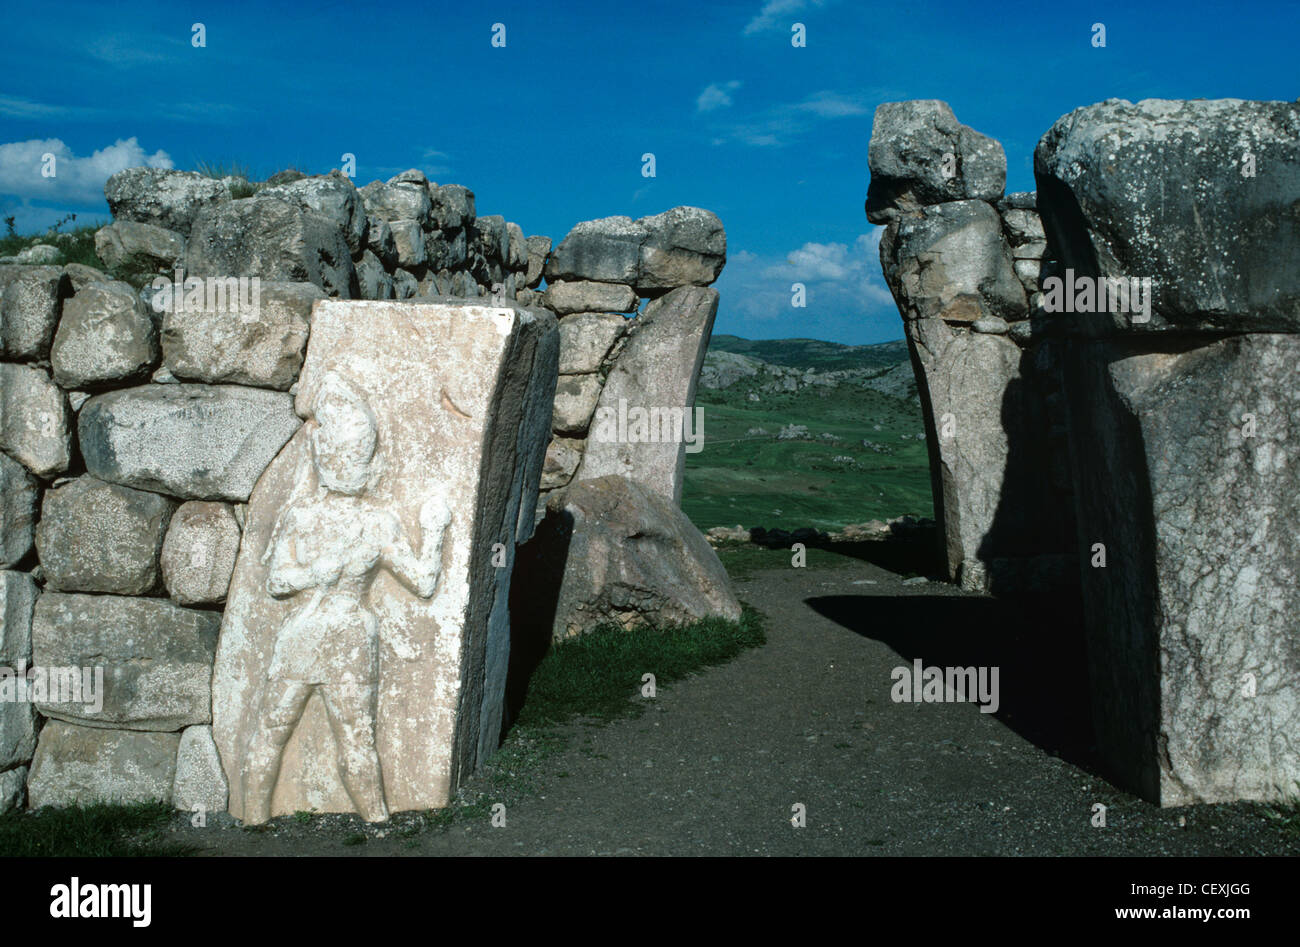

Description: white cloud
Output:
[743,0,829,35]
[718,230,894,327]
[0,137,172,206]
[697,80,742,112]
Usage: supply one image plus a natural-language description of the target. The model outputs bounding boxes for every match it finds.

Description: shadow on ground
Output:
[806,591,1100,777]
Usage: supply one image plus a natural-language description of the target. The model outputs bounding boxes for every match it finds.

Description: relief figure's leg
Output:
[320,680,388,823]
[241,679,314,824]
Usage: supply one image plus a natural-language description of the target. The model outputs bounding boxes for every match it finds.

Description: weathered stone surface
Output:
[355,250,394,300]
[61,263,109,294]
[162,281,323,389]
[78,385,301,502]
[392,268,418,299]
[473,215,508,265]
[636,207,727,294]
[105,168,231,236]
[545,209,726,293]
[0,454,38,568]
[172,724,228,813]
[1036,98,1300,333]
[425,228,467,271]
[866,100,1006,223]
[32,592,220,730]
[51,280,159,388]
[544,280,637,316]
[430,184,474,231]
[534,475,741,638]
[161,501,241,605]
[27,722,179,808]
[93,221,185,280]
[11,244,60,265]
[187,198,355,298]
[525,235,550,288]
[574,286,718,503]
[558,312,626,374]
[505,223,527,271]
[35,477,175,594]
[0,767,25,813]
[0,571,37,769]
[879,200,1027,324]
[213,299,558,823]
[904,318,1028,586]
[389,219,426,269]
[551,374,603,435]
[359,179,432,225]
[259,171,367,255]
[1064,333,1300,805]
[0,364,72,476]
[365,216,396,267]
[0,265,64,359]
[539,436,583,489]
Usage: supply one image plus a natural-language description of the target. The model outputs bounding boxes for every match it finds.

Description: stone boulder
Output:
[545,209,726,294]
[259,171,367,255]
[51,280,159,388]
[105,168,231,236]
[78,384,301,501]
[187,197,356,298]
[1035,98,1300,334]
[0,454,38,568]
[551,375,603,435]
[160,500,241,605]
[359,179,432,225]
[525,235,550,288]
[35,476,175,595]
[533,475,742,638]
[213,299,557,823]
[574,286,718,503]
[0,364,72,476]
[93,221,185,281]
[161,281,324,389]
[0,571,38,770]
[557,312,626,374]
[430,184,474,231]
[32,592,220,730]
[172,725,228,813]
[0,265,65,360]
[544,280,637,316]
[865,100,1006,223]
[27,722,180,808]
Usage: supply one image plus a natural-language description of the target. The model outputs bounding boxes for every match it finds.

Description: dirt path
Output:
[172,556,1298,856]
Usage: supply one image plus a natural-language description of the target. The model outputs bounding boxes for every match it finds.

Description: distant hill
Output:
[707,335,909,373]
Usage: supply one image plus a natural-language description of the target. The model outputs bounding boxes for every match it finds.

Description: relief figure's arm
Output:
[381,492,452,599]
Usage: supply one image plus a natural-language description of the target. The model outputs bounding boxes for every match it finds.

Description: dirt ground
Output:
[159,554,1299,856]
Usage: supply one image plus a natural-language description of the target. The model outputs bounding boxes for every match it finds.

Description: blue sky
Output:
[2,0,1296,344]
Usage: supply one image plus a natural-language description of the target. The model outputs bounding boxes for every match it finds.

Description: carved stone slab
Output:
[213,300,557,822]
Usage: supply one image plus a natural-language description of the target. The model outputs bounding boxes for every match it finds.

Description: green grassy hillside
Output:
[682,336,933,532]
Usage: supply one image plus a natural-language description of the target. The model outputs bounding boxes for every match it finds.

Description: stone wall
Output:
[868,97,1300,805]
[0,166,729,815]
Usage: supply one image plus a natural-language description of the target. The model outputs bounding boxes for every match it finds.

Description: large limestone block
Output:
[32,592,220,730]
[1035,98,1300,334]
[0,364,72,477]
[104,168,231,236]
[78,384,301,501]
[213,299,558,823]
[533,475,742,638]
[0,453,38,568]
[27,721,179,808]
[0,265,65,360]
[879,200,1027,324]
[51,280,159,388]
[0,571,38,769]
[35,476,175,594]
[866,100,1007,223]
[160,501,242,605]
[904,318,1028,586]
[187,197,356,298]
[545,209,726,293]
[1064,333,1300,805]
[574,286,717,503]
[161,281,324,389]
[543,280,637,316]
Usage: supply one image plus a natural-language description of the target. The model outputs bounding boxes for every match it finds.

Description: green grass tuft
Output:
[0,801,197,857]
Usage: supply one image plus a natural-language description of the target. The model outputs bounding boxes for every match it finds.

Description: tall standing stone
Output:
[213,299,557,823]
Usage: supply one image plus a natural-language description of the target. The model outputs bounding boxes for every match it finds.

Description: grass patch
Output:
[0,801,197,857]
[714,542,865,580]
[195,160,258,198]
[1,217,105,269]
[513,605,765,729]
